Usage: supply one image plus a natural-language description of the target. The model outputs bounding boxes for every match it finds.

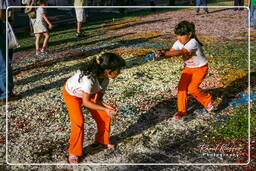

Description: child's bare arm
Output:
[166,48,184,57]
[82,92,116,118]
[158,48,184,58]
[95,92,117,112]
[29,0,35,5]
[158,48,193,61]
[181,48,194,61]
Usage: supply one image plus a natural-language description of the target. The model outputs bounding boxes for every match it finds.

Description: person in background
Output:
[196,0,209,15]
[234,0,244,11]
[0,0,21,105]
[74,0,87,37]
[248,0,256,27]
[22,0,37,36]
[33,0,52,56]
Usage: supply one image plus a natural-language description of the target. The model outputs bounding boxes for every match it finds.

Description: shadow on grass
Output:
[16,35,162,98]
[210,72,255,112]
[207,8,234,14]
[15,33,161,83]
[15,30,107,52]
[80,72,255,160]
[15,7,181,52]
[124,130,219,166]
[106,17,173,31]
[13,33,133,75]
[81,95,198,159]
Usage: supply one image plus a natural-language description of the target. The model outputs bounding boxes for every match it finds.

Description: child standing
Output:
[157,20,214,120]
[33,0,52,56]
[63,52,126,163]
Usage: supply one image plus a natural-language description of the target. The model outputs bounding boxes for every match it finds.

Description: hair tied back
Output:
[95,51,105,64]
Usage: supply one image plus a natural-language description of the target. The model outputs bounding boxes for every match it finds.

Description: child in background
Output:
[33,0,52,55]
[63,52,126,164]
[157,20,214,120]
[22,0,37,36]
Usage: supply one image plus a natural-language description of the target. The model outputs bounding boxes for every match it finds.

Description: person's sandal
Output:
[172,113,184,120]
[76,32,86,38]
[91,143,115,149]
[105,144,115,149]
[68,154,79,164]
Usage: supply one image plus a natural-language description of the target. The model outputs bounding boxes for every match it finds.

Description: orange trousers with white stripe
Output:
[63,87,111,156]
[177,64,212,114]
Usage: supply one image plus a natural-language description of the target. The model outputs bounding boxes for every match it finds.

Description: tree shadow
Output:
[106,17,174,31]
[16,35,162,98]
[208,8,234,14]
[13,33,133,75]
[14,34,162,91]
[81,94,197,159]
[15,10,169,52]
[16,31,106,52]
[124,129,220,166]
[80,71,255,160]
[210,72,255,112]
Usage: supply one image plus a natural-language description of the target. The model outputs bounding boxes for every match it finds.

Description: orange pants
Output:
[63,87,111,156]
[177,64,212,114]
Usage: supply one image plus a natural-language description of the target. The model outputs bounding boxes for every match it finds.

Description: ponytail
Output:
[78,52,126,82]
[189,21,203,46]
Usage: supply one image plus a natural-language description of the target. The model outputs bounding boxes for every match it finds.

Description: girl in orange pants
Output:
[177,64,212,115]
[63,52,125,163]
[157,20,214,120]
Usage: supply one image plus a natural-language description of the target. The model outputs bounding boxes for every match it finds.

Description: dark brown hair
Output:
[174,20,203,46]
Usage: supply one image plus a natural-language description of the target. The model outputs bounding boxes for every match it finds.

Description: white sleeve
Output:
[80,77,94,94]
[171,40,181,50]
[184,39,198,53]
[38,7,44,15]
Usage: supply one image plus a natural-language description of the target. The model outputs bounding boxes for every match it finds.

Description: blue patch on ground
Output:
[118,104,139,116]
[144,52,159,61]
[229,91,256,108]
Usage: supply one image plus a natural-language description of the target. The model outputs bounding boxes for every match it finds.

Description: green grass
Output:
[208,102,256,140]
[204,42,252,71]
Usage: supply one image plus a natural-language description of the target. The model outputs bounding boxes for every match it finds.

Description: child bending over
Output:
[63,52,126,163]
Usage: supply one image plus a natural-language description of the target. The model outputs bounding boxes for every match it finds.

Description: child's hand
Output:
[105,108,118,118]
[48,23,53,30]
[156,50,165,58]
[103,102,116,111]
[181,48,192,61]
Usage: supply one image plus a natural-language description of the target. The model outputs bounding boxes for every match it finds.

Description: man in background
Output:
[0,0,21,105]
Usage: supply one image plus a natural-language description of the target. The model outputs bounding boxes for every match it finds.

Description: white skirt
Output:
[33,21,48,34]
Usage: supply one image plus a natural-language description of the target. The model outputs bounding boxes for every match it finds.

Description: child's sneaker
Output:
[36,50,41,56]
[172,113,185,120]
[41,48,49,54]
[76,32,86,38]
[205,102,215,113]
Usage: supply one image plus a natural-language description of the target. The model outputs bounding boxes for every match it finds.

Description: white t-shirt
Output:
[65,71,109,98]
[172,38,208,68]
[74,0,87,6]
[36,7,44,22]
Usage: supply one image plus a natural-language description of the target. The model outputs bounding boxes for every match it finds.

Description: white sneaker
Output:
[41,48,49,54]
[206,102,215,113]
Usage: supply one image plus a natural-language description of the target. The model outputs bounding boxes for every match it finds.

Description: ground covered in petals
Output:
[1,7,255,170]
